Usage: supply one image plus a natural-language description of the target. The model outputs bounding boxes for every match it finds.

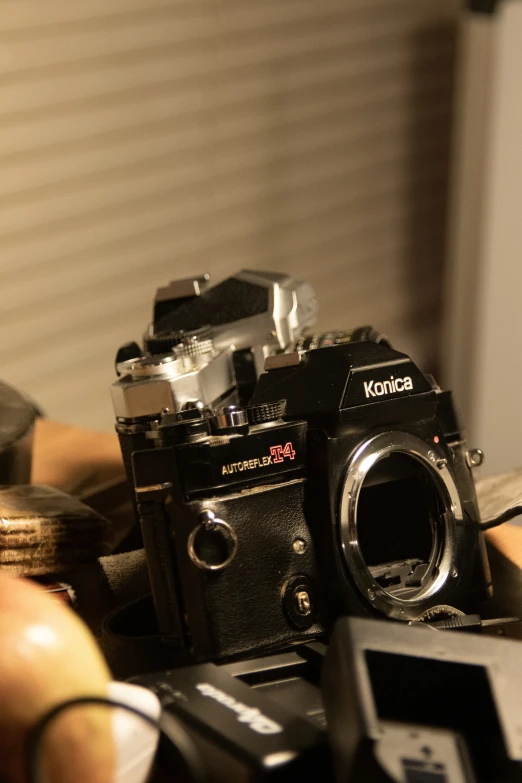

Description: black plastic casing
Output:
[132,645,329,783]
[132,418,325,663]
[250,340,492,626]
[323,617,522,781]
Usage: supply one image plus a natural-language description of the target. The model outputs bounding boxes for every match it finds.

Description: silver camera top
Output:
[206,269,317,355]
[111,269,317,421]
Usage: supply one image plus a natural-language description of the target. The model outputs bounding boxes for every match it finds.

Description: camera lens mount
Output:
[339,431,461,620]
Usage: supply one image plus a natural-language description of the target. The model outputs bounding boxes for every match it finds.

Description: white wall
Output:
[444,1,522,474]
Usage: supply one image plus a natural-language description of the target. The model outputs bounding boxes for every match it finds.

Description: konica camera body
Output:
[251,338,492,627]
[111,270,492,663]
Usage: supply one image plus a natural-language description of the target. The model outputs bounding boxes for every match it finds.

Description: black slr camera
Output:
[112,270,492,663]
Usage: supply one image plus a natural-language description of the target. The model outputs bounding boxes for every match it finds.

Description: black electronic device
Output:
[324,616,522,782]
[131,643,330,783]
[112,271,491,663]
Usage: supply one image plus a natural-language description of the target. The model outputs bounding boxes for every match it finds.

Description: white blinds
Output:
[0,0,459,430]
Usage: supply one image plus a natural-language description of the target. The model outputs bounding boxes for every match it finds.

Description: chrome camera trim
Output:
[339,431,462,620]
